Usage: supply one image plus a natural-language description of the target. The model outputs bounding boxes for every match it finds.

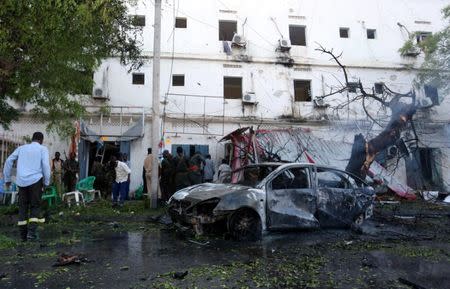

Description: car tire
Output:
[229,208,262,241]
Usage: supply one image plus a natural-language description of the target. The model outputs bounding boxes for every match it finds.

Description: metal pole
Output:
[150,0,162,208]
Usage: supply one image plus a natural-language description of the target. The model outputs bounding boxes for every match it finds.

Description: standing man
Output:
[143,148,152,196]
[3,132,51,241]
[51,152,64,195]
[173,146,190,191]
[217,159,232,183]
[203,154,215,183]
[160,150,174,201]
[110,155,131,207]
[63,152,79,192]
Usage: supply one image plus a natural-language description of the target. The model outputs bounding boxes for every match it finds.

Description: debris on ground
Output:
[0,273,7,280]
[148,213,173,225]
[172,271,188,280]
[120,266,129,271]
[52,253,91,267]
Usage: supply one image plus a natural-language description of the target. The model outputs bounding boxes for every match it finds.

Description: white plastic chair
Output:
[62,190,85,207]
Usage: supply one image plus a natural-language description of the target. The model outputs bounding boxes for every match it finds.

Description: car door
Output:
[314,167,364,227]
[266,166,319,230]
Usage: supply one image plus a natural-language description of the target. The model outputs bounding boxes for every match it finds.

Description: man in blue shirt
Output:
[3,132,51,241]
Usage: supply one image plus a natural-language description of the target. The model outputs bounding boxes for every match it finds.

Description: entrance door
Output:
[266,166,318,230]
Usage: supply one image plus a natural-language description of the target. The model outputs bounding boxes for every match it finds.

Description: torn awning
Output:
[80,116,144,142]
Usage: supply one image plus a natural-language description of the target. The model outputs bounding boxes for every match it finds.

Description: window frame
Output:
[172,74,185,86]
[270,167,311,190]
[366,29,376,39]
[339,27,349,38]
[289,25,307,46]
[219,20,237,41]
[175,17,187,28]
[130,15,146,27]
[293,79,312,102]
[223,76,243,99]
[132,73,145,85]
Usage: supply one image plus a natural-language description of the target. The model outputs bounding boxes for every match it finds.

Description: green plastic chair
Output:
[76,176,100,202]
[42,186,58,207]
[135,185,144,200]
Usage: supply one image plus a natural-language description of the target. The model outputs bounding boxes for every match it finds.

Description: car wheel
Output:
[229,208,262,241]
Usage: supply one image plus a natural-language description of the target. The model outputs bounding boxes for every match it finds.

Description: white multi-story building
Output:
[2,0,449,192]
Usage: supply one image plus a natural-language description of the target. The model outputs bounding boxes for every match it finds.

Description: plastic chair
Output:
[76,176,101,202]
[135,185,144,200]
[62,191,85,207]
[42,186,58,207]
[1,180,18,205]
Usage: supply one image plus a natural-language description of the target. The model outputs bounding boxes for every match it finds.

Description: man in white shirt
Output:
[3,132,51,241]
[110,155,131,207]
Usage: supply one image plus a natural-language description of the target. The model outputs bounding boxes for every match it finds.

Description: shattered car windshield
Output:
[233,165,280,187]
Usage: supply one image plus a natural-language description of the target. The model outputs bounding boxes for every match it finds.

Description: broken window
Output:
[416,32,432,44]
[172,75,185,86]
[130,15,146,27]
[289,25,306,46]
[132,73,145,85]
[348,82,359,93]
[374,82,384,94]
[339,27,349,38]
[424,85,439,105]
[367,29,376,39]
[175,17,187,28]
[271,168,310,190]
[224,76,242,99]
[316,169,353,189]
[294,80,311,102]
[219,20,237,41]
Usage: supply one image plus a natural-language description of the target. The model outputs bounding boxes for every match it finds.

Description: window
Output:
[348,82,359,93]
[289,25,306,46]
[172,75,185,86]
[339,27,349,38]
[130,15,146,27]
[424,85,439,105]
[219,20,237,41]
[271,168,310,190]
[175,17,187,28]
[416,32,432,44]
[294,80,311,102]
[224,77,242,99]
[367,29,376,39]
[132,73,145,85]
[316,169,355,189]
[374,82,384,94]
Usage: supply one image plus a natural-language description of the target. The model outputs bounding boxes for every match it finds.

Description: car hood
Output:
[171,183,253,204]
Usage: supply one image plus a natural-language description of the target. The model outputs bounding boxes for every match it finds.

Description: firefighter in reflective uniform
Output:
[2,132,51,241]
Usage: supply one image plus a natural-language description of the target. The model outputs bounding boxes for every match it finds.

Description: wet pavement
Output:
[0,201,449,289]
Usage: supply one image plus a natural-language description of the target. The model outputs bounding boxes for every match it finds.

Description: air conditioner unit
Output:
[231,33,247,48]
[242,92,257,104]
[278,38,291,52]
[93,88,107,99]
[402,47,421,57]
[418,97,433,108]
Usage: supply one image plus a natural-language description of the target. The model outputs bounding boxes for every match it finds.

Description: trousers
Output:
[18,179,44,240]
[112,181,128,204]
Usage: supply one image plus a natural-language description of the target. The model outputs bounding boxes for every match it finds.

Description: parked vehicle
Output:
[168,163,375,241]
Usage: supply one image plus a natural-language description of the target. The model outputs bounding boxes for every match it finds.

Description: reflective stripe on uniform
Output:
[28,218,45,223]
[18,220,28,226]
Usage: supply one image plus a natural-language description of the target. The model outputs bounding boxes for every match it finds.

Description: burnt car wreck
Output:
[168,163,375,240]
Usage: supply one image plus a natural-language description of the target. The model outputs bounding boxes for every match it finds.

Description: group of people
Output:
[51,151,79,195]
[142,146,232,202]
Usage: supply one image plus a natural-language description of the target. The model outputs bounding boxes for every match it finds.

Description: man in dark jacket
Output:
[173,147,190,191]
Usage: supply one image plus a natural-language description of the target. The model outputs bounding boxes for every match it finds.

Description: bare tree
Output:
[315,45,420,180]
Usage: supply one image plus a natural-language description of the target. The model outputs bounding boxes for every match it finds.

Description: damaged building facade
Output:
[1,0,449,193]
